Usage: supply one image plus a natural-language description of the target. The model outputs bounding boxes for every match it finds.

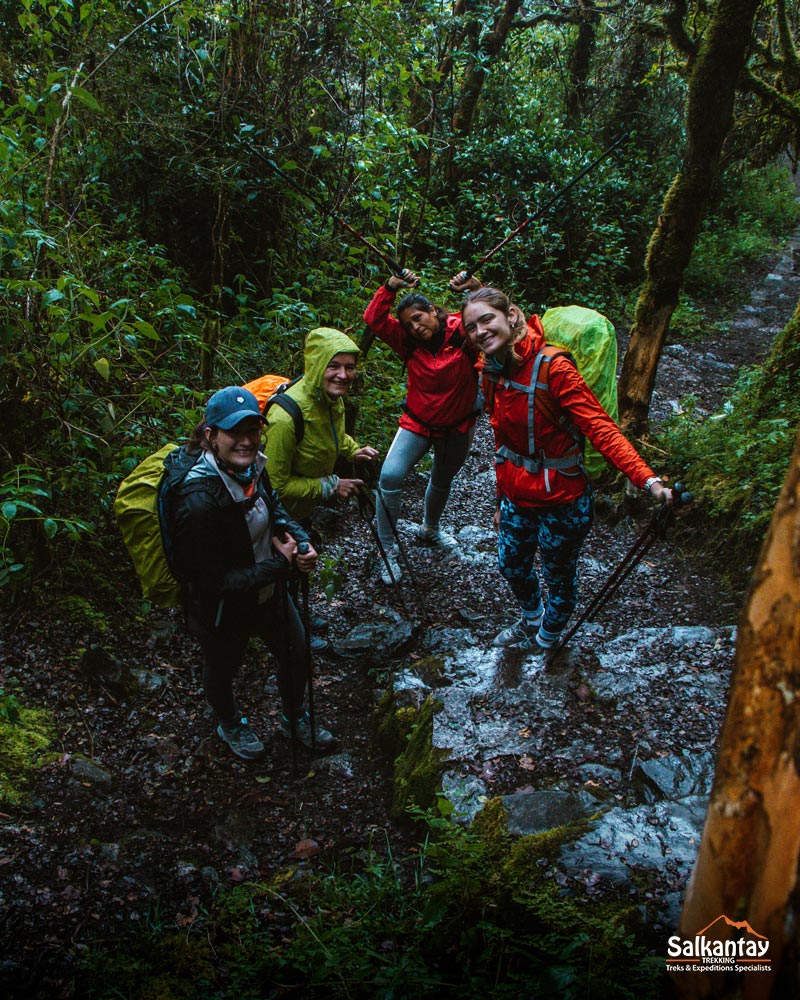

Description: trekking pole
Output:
[280,577,299,777]
[457,133,629,281]
[551,483,693,654]
[296,541,316,751]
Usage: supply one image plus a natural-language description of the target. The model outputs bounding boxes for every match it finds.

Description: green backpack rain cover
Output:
[541,305,618,480]
[114,443,191,607]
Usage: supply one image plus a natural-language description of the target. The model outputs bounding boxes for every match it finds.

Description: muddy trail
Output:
[2,225,800,998]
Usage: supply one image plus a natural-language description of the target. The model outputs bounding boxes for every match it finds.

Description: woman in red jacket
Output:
[461,286,672,651]
[364,270,480,584]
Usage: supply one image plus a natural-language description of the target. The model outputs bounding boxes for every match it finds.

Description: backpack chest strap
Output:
[488,349,557,455]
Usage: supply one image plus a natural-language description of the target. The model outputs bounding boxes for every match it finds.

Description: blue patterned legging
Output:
[498,489,594,639]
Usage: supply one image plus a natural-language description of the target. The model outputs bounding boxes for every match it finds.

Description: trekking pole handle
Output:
[297,541,310,555]
[672,482,693,508]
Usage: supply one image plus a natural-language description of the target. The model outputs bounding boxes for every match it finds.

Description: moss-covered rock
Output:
[0,693,54,805]
[390,696,448,819]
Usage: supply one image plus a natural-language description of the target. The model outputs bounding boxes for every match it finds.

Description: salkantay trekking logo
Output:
[667,915,771,974]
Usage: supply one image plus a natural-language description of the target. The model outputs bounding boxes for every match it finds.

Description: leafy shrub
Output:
[684,164,800,299]
[78,810,666,999]
[662,363,800,564]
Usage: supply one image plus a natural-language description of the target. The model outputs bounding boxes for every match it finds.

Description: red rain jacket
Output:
[485,316,654,508]
[364,285,480,438]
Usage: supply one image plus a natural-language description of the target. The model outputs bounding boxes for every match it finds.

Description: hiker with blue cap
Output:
[168,385,336,761]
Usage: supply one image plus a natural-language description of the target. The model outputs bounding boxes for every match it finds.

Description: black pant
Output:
[197,586,306,727]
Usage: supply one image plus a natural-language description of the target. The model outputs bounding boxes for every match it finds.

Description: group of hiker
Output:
[157,272,673,762]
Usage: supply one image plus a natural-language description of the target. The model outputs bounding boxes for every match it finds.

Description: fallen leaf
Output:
[289,839,319,860]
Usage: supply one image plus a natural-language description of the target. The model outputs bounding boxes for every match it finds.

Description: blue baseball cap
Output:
[204,386,264,430]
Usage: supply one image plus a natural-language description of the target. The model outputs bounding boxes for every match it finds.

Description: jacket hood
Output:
[496,315,544,374]
[303,327,360,395]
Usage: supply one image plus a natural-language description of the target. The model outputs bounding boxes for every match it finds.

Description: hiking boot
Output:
[380,546,402,585]
[535,626,563,650]
[309,612,328,633]
[417,523,457,552]
[492,617,543,649]
[217,717,265,761]
[280,710,336,751]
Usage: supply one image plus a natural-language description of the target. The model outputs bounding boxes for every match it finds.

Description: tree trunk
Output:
[676,423,800,999]
[565,1,598,125]
[451,0,523,138]
[617,0,761,436]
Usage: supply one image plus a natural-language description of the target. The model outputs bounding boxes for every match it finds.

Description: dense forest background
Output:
[3,0,800,997]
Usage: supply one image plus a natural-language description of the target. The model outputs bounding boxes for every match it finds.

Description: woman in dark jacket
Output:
[363,269,480,583]
[169,385,334,760]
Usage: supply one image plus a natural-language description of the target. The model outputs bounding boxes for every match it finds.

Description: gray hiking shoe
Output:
[492,618,543,649]
[380,546,402,585]
[217,717,265,761]
[417,523,457,552]
[281,710,336,751]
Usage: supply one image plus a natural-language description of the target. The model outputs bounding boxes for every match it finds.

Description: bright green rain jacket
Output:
[264,327,362,520]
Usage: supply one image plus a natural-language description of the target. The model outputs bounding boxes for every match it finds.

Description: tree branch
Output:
[741,66,800,130]
[84,0,184,84]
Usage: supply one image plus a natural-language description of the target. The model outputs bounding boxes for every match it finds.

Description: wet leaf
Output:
[289,839,319,860]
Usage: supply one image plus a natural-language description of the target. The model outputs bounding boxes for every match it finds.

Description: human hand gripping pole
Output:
[550,482,693,655]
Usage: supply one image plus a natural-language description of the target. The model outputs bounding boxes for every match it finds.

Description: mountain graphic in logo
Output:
[696,915,768,940]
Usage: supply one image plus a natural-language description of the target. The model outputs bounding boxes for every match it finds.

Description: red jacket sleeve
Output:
[548,357,654,488]
[363,285,410,360]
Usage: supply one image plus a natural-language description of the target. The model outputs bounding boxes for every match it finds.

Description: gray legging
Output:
[376,425,475,548]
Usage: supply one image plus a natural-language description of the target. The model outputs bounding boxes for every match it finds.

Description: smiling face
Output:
[322,352,358,399]
[462,300,517,357]
[206,416,262,472]
[398,303,439,342]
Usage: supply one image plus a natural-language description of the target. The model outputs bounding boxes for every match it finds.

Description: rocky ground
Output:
[2,227,799,998]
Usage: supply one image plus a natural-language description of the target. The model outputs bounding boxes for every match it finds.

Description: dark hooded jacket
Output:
[169,456,310,636]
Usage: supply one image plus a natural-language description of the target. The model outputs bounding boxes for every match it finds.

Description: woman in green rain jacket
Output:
[264,327,378,521]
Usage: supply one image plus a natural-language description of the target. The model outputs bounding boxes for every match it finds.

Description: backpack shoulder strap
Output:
[531,347,584,448]
[268,393,304,443]
[264,375,304,442]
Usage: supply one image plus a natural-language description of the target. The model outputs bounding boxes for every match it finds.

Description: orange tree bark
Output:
[676,425,800,1000]
[617,0,761,437]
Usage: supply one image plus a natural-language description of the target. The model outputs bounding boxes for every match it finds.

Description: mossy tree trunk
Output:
[617,0,761,437]
[565,0,599,124]
[451,0,524,138]
[676,426,800,1000]
[751,299,800,420]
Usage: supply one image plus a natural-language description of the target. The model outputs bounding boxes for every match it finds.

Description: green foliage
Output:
[662,360,800,562]
[684,163,800,300]
[317,550,346,603]
[78,810,666,999]
[0,465,92,588]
